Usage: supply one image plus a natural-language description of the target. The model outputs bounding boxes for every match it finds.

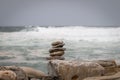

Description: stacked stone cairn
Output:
[47,40,66,60]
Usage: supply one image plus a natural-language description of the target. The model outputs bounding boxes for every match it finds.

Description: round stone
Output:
[49,48,66,53]
[50,51,65,56]
[52,43,65,48]
[51,41,64,46]
[46,56,65,60]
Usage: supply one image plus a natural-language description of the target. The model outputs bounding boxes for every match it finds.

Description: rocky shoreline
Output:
[0,60,120,80]
[0,41,120,80]
[48,60,120,80]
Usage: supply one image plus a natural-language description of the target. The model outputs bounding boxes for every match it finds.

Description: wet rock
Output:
[48,60,105,80]
[83,72,120,80]
[50,51,65,56]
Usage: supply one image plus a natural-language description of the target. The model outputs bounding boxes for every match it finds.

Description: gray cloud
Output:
[0,0,120,26]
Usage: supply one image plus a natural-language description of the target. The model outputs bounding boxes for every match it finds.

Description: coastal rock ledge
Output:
[0,60,120,80]
[48,60,120,80]
[48,60,105,80]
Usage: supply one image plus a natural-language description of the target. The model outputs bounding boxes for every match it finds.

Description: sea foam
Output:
[21,26,120,42]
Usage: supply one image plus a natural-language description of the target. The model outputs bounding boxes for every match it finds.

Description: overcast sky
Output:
[0,0,120,26]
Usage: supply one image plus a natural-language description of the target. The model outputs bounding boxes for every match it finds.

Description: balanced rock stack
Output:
[48,40,66,60]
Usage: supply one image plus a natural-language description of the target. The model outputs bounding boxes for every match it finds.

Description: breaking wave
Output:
[20,26,120,42]
[0,26,120,43]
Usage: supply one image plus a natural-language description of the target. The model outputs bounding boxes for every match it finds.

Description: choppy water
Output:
[0,26,120,73]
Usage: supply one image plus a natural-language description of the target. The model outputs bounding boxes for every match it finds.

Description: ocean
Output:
[0,26,120,73]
